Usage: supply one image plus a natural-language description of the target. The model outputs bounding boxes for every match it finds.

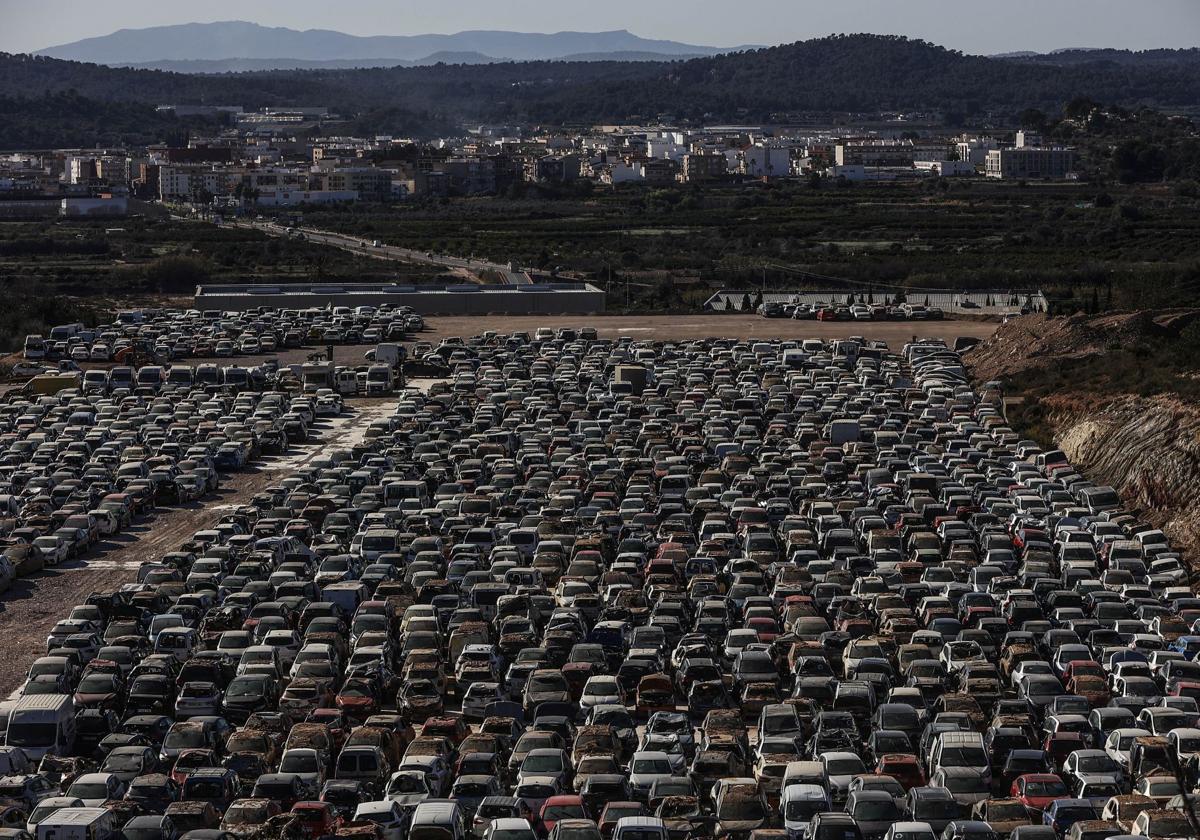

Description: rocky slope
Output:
[966,309,1200,560]
[1046,393,1200,559]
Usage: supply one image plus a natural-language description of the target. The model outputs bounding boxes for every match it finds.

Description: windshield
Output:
[785,801,823,821]
[281,754,320,773]
[633,759,673,774]
[524,755,564,773]
[186,779,226,798]
[916,801,959,818]
[105,753,144,771]
[228,679,263,698]
[165,730,205,749]
[853,802,899,820]
[718,796,766,821]
[8,722,57,747]
[69,783,111,799]
[945,777,986,793]
[939,748,987,767]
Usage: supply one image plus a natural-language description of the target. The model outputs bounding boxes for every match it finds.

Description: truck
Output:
[301,363,334,394]
[612,365,649,396]
[47,323,85,342]
[365,365,393,396]
[365,343,404,367]
[22,372,82,397]
[23,335,46,360]
[334,369,359,396]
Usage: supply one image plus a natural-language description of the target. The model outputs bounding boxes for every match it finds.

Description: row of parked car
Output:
[0,331,1194,840]
[21,306,426,365]
[757,303,944,321]
[0,369,342,596]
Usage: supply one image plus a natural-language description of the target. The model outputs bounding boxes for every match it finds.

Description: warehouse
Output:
[194,281,606,314]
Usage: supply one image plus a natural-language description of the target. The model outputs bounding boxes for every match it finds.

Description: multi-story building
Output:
[956,136,999,166]
[322,168,393,202]
[738,145,792,178]
[158,165,227,200]
[835,141,915,167]
[680,153,728,182]
[985,147,1075,180]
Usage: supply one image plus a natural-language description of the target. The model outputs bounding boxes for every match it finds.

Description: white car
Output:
[461,681,505,721]
[32,536,68,567]
[580,675,623,711]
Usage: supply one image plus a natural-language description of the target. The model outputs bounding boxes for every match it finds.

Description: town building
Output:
[985,147,1076,180]
[681,152,728,182]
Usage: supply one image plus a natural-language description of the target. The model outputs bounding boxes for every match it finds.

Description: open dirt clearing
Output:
[0,398,400,697]
[421,314,997,344]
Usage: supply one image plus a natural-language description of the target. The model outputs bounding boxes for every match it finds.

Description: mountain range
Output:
[3,34,1200,149]
[36,21,741,70]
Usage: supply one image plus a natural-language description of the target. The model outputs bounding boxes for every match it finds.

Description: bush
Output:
[142,256,211,293]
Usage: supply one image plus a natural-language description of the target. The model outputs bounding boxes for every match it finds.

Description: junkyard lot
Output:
[0,398,402,697]
[0,312,995,697]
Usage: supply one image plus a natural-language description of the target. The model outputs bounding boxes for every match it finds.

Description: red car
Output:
[169,748,218,787]
[1012,773,1069,812]
[876,754,927,791]
[539,794,589,836]
[291,801,341,838]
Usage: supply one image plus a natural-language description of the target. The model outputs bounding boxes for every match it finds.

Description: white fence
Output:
[703,289,1047,314]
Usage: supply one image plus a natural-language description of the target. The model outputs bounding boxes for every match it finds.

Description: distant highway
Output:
[219,217,533,285]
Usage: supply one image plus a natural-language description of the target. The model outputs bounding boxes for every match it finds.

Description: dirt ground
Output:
[421,314,998,345]
[0,399,400,697]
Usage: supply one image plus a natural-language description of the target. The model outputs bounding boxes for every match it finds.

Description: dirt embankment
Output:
[965,309,1200,562]
[1047,394,1200,560]
[966,309,1200,381]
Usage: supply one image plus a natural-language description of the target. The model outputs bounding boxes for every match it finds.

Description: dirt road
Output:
[0,399,399,697]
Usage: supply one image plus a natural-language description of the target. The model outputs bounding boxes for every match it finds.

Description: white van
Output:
[23,336,46,360]
[36,806,115,840]
[154,627,200,663]
[335,370,359,396]
[6,695,75,760]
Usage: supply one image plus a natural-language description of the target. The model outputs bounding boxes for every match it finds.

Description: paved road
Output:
[220,219,532,285]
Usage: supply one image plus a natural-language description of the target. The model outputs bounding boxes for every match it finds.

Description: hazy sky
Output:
[1,0,1197,54]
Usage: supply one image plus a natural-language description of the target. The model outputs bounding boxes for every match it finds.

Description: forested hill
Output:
[2,34,1199,146]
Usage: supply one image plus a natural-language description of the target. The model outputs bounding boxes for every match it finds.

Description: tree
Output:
[143,255,210,294]
[1018,108,1048,130]
[724,296,735,311]
[741,293,752,311]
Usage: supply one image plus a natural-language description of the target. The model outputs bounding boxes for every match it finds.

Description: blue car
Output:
[1042,798,1098,834]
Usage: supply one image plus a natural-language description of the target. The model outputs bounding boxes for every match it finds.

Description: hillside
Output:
[3,34,1200,146]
